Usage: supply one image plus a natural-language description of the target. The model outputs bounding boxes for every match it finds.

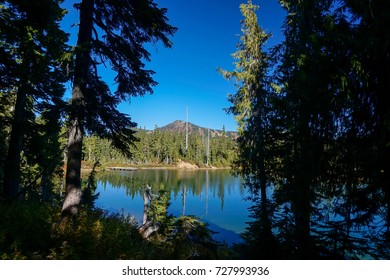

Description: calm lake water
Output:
[95,169,252,244]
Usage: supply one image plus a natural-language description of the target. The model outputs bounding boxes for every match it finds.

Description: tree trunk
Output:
[293,192,310,258]
[293,174,311,259]
[258,122,277,257]
[139,185,159,239]
[61,0,94,219]
[3,85,27,200]
[142,185,152,225]
[41,170,53,202]
[61,108,84,217]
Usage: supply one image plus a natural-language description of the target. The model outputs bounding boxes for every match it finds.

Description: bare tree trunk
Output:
[139,185,160,238]
[206,128,210,166]
[142,185,151,225]
[61,0,94,219]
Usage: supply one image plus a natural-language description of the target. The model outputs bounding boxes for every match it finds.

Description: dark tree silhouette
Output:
[61,0,177,219]
[1,0,68,200]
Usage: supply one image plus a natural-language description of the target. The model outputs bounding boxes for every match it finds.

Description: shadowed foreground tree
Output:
[274,0,338,258]
[340,0,390,254]
[224,0,390,259]
[274,0,390,258]
[61,0,177,219]
[0,0,68,200]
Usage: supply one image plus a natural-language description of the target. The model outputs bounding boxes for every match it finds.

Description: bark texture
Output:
[61,0,94,219]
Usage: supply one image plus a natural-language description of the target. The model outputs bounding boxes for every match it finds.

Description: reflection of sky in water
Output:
[95,169,252,245]
[95,185,145,223]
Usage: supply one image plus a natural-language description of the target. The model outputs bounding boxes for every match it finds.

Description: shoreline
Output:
[80,164,231,173]
[78,159,232,173]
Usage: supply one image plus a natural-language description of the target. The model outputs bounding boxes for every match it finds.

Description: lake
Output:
[95,169,252,245]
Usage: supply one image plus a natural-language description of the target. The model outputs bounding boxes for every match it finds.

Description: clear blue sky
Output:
[61,0,285,131]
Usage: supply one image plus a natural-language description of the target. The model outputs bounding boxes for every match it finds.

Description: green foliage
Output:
[136,187,222,259]
[0,198,223,259]
[50,209,145,259]
[67,0,178,157]
[220,0,270,133]
[81,161,100,209]
[168,216,219,259]
[219,0,274,195]
[82,128,236,168]
[1,0,68,199]
[221,0,390,259]
[0,90,15,192]
[61,0,178,219]
[0,202,55,259]
[268,0,390,259]
[148,189,172,225]
[220,0,278,258]
[1,0,389,260]
[0,202,151,259]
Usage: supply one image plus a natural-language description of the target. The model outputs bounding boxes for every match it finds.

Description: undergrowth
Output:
[0,201,231,259]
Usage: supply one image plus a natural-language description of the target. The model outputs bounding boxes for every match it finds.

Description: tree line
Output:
[83,128,236,167]
[220,0,390,259]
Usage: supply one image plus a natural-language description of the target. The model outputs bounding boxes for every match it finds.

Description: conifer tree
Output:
[0,0,68,200]
[275,0,338,258]
[219,0,277,258]
[61,0,177,218]
[339,0,390,254]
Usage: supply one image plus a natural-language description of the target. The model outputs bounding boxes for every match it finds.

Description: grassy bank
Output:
[0,201,233,260]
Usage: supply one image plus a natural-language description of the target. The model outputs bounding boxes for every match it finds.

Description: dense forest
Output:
[1,0,390,260]
[82,121,236,167]
[219,0,390,259]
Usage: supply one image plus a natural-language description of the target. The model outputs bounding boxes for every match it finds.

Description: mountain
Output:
[157,120,237,139]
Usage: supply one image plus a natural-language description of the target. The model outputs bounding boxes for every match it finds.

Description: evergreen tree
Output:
[61,0,177,218]
[338,0,390,255]
[0,91,15,192]
[219,0,278,258]
[0,0,68,200]
[275,0,339,258]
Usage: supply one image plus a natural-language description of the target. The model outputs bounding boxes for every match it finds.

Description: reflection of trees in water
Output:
[96,170,390,258]
[308,184,389,259]
[241,182,390,259]
[96,169,244,209]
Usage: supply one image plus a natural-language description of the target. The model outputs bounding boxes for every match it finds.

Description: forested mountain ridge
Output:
[156,120,237,139]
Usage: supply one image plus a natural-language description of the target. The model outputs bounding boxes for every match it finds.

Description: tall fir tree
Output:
[219,0,278,258]
[275,0,338,258]
[61,0,177,218]
[340,0,390,254]
[0,0,68,200]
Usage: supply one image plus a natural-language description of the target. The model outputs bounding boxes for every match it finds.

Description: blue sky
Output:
[61,0,285,131]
